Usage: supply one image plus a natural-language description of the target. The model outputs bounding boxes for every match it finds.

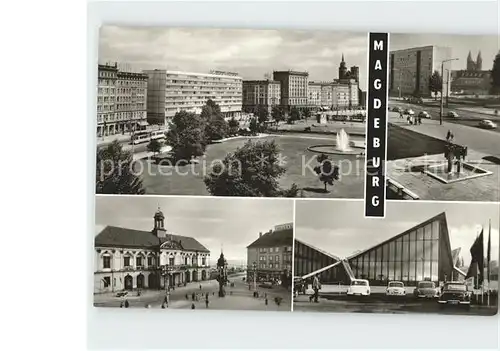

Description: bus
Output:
[150,130,166,141]
[131,131,150,145]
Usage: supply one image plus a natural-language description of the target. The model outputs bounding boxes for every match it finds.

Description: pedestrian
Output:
[205,292,209,300]
[265,297,268,305]
[312,274,321,303]
[120,301,124,308]
[199,284,202,290]
[185,293,189,300]
[205,297,209,309]
[191,303,195,310]
[124,299,129,308]
[161,302,166,309]
[192,292,195,301]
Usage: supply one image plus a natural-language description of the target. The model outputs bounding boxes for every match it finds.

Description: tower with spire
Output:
[338,53,348,80]
[152,207,167,238]
[466,50,474,71]
[476,51,482,71]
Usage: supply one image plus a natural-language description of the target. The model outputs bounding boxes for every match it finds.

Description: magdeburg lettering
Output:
[365,33,389,217]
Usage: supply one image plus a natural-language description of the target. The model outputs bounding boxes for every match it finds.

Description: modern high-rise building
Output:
[246,223,293,282]
[389,45,453,97]
[273,70,309,110]
[96,63,148,136]
[295,212,467,286]
[242,79,281,114]
[144,69,243,125]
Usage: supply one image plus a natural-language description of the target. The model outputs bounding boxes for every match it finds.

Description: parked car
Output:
[116,291,128,297]
[392,106,402,112]
[386,281,406,296]
[347,279,371,296]
[258,282,274,289]
[418,111,431,119]
[294,277,307,295]
[414,281,440,299]
[478,119,497,129]
[438,281,471,308]
[447,111,459,118]
[404,108,415,115]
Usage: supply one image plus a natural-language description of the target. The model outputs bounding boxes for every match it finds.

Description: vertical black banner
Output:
[365,33,389,218]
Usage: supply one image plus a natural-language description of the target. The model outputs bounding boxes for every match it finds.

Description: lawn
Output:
[387,124,447,161]
[140,134,365,198]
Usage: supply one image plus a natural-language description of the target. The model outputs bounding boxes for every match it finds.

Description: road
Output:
[94,272,292,311]
[390,99,500,134]
[293,293,497,315]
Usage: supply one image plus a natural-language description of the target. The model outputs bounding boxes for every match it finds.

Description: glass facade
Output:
[295,213,464,287]
[348,218,446,285]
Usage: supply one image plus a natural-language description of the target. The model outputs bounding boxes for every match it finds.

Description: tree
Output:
[271,106,285,122]
[147,139,163,156]
[200,99,229,142]
[289,107,300,124]
[204,140,298,197]
[256,105,269,125]
[303,108,312,122]
[96,140,145,194]
[249,118,259,135]
[313,153,340,192]
[228,117,239,136]
[428,70,443,100]
[491,51,500,94]
[166,110,206,161]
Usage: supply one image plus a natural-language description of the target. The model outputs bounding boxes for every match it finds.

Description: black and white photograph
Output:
[386,33,500,202]
[95,26,368,199]
[94,195,293,311]
[293,200,499,316]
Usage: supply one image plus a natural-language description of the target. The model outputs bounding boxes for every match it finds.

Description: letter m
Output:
[374,40,383,50]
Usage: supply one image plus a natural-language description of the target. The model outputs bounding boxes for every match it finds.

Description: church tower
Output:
[466,51,475,71]
[476,51,483,71]
[338,53,347,80]
[152,207,167,238]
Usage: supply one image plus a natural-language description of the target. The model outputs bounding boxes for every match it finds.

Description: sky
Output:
[95,196,293,264]
[98,26,368,85]
[390,33,499,71]
[295,200,499,266]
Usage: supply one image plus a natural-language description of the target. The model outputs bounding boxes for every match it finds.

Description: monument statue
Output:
[216,252,228,297]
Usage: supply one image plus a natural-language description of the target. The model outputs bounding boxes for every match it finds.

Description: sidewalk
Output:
[455,106,499,117]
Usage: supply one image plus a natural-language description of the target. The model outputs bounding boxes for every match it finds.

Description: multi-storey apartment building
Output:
[96,63,148,137]
[273,70,309,111]
[94,208,210,293]
[144,69,243,125]
[308,82,323,107]
[242,80,281,114]
[332,80,359,108]
[246,223,293,282]
[389,45,453,97]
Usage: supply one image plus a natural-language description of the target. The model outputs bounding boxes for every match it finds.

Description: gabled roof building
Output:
[94,208,210,293]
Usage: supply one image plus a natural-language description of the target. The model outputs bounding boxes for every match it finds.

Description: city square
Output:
[94,196,293,311]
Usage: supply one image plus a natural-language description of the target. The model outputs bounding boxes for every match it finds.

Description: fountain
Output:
[307,128,365,156]
[336,129,352,152]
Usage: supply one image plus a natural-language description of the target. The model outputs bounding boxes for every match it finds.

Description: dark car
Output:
[438,282,471,308]
[258,282,274,289]
[414,281,439,299]
[392,106,402,112]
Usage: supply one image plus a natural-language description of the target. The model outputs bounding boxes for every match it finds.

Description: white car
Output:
[418,111,431,119]
[386,281,406,296]
[478,119,497,129]
[447,111,459,118]
[347,279,371,296]
[404,109,415,115]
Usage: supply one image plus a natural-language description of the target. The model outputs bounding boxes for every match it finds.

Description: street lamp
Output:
[440,58,459,125]
[252,261,257,291]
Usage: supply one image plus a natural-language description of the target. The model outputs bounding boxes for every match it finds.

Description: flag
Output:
[466,229,484,288]
[487,220,491,284]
